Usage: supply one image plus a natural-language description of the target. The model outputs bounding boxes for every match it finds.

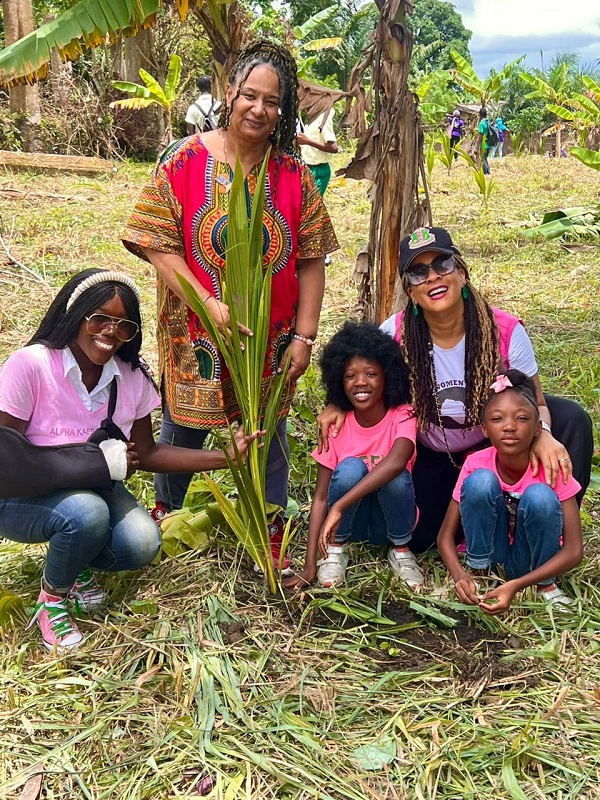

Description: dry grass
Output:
[1,154,600,799]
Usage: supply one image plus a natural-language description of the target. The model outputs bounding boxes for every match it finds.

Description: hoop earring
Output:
[462,285,469,300]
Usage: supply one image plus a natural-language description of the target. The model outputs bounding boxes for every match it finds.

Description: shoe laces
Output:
[28,596,78,640]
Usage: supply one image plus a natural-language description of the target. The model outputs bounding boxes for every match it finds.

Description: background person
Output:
[492,116,511,158]
[0,270,260,654]
[446,109,464,160]
[477,107,492,174]
[185,75,220,134]
[123,40,338,574]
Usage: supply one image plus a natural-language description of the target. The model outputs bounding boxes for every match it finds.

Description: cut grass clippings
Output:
[1,154,600,799]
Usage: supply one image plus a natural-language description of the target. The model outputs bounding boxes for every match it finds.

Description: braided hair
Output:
[482,369,539,419]
[218,39,299,154]
[401,254,500,433]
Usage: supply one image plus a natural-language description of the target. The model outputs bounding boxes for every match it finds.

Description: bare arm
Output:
[131,415,261,473]
[281,256,325,383]
[316,405,347,453]
[141,247,252,338]
[0,410,28,435]
[297,132,339,154]
[283,464,333,589]
[437,500,480,605]
[529,372,572,487]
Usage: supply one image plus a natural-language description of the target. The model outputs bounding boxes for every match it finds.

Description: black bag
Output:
[0,380,127,500]
[487,122,500,147]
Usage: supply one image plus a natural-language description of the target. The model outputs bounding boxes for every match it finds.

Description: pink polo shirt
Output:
[0,344,160,445]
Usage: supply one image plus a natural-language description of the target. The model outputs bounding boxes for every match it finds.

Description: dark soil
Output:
[308,598,538,688]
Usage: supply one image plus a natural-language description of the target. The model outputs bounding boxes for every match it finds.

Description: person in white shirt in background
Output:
[185,75,220,135]
[298,108,339,264]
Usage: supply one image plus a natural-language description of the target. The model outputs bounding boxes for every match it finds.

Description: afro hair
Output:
[320,321,411,411]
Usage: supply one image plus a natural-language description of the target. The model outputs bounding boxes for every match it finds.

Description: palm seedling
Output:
[177,153,289,594]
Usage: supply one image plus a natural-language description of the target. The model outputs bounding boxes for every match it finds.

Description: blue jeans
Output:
[459,469,562,585]
[0,483,161,594]
[154,403,290,512]
[327,458,417,546]
[482,152,490,174]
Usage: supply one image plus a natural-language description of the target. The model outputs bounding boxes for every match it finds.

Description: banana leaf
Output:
[570,147,600,172]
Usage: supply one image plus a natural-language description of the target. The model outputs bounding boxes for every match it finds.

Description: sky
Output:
[451,0,600,76]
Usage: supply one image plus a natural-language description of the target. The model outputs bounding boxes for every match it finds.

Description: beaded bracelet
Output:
[293,333,316,347]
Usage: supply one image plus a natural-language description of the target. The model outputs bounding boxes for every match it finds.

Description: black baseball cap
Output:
[398,227,460,275]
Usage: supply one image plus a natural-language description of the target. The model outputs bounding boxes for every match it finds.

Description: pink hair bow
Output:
[490,375,513,393]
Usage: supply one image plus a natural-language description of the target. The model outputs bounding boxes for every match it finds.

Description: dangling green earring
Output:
[412,301,419,316]
[462,285,469,300]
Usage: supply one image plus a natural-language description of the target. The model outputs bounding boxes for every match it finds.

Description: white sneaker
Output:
[387,549,423,591]
[317,545,349,588]
[539,585,574,610]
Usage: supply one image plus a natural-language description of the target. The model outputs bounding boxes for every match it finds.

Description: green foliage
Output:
[408,0,472,72]
[0,111,24,150]
[570,146,600,171]
[435,133,454,174]
[523,206,600,241]
[0,589,26,628]
[450,49,524,105]
[177,153,290,594]
[457,147,497,211]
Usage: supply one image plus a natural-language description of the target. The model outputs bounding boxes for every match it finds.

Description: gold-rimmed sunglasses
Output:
[85,313,139,342]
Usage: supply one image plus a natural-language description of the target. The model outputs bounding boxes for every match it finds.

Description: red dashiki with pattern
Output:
[122,136,338,429]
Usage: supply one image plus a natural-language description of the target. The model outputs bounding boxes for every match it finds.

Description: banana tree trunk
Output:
[192,0,243,97]
[342,0,429,322]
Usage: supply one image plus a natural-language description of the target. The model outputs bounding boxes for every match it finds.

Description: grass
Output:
[1,153,600,799]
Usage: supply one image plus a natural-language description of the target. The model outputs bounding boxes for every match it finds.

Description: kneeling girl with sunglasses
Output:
[437,370,583,613]
[284,322,421,591]
[0,269,262,654]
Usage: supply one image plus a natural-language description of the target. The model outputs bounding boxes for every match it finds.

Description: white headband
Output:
[65,271,141,312]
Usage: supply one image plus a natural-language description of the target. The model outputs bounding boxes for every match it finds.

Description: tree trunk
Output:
[44,13,73,107]
[342,0,428,322]
[555,125,561,158]
[3,0,42,152]
[192,0,243,97]
[120,27,156,83]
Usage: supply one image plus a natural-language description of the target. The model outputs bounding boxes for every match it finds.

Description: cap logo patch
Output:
[409,228,436,249]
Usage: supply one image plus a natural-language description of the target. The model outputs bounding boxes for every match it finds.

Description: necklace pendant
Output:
[216,174,232,192]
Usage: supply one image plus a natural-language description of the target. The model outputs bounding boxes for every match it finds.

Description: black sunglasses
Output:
[85,313,139,342]
[405,254,456,286]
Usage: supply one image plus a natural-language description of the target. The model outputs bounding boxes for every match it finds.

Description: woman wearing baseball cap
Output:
[317,226,592,575]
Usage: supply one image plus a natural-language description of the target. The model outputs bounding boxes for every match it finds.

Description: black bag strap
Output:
[106,378,118,422]
[87,379,128,445]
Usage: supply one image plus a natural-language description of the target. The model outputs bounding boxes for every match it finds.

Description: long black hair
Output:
[320,321,411,411]
[219,39,299,154]
[29,269,147,374]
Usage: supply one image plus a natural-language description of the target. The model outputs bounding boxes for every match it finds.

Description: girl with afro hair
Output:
[284,321,423,590]
[437,370,583,613]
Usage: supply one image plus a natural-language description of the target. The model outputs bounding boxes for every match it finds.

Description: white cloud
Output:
[451,0,600,75]
[460,0,599,39]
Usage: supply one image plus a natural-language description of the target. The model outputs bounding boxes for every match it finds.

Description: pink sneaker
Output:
[27,588,83,653]
[69,569,105,614]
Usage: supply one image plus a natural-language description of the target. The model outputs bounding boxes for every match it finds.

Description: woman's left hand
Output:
[530,430,572,489]
[279,339,312,384]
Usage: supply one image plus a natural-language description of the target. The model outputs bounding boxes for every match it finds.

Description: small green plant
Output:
[435,134,454,174]
[110,53,189,150]
[457,148,497,211]
[510,130,526,158]
[177,152,289,594]
[425,135,436,185]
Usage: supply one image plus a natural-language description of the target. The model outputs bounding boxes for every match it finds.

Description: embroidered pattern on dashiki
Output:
[122,136,338,429]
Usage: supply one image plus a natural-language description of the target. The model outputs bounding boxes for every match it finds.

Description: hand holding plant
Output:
[227,427,266,463]
[204,295,253,339]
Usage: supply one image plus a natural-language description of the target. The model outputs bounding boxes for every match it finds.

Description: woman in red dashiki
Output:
[122,41,338,571]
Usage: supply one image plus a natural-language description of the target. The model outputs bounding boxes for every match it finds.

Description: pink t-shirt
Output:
[452,446,581,503]
[0,344,160,445]
[313,405,417,473]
